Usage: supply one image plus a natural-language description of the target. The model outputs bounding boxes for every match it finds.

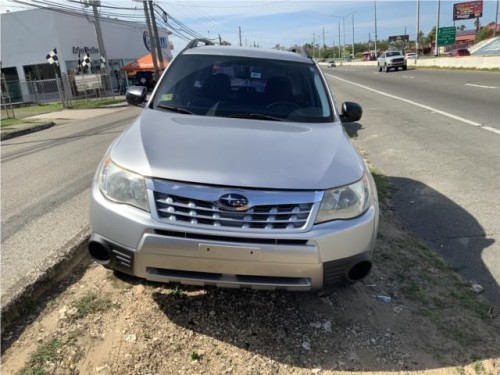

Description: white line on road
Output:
[326,73,499,135]
[465,83,499,89]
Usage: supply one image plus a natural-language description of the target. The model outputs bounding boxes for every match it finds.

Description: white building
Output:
[1,8,172,100]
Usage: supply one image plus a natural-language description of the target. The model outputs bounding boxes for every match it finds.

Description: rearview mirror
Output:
[126,86,147,107]
[339,102,362,123]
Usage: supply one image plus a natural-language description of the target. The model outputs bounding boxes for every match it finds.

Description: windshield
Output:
[152,54,333,123]
[386,51,403,57]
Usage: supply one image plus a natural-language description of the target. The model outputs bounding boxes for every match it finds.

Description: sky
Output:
[2,0,499,52]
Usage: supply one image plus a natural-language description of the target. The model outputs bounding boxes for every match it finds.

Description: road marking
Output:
[465,83,499,89]
[326,73,500,135]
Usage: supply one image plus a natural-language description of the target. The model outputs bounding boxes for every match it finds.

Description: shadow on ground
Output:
[150,176,499,371]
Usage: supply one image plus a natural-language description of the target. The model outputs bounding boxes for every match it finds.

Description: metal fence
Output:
[1,73,116,109]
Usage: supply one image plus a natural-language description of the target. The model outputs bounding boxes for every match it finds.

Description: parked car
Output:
[405,52,417,60]
[327,60,336,68]
[377,50,407,72]
[448,48,471,57]
[89,38,379,290]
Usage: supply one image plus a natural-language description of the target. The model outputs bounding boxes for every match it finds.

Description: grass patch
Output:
[369,166,391,202]
[19,338,62,375]
[1,118,42,127]
[449,289,491,320]
[1,103,63,120]
[401,280,429,304]
[68,98,124,109]
[1,98,123,122]
[71,293,115,320]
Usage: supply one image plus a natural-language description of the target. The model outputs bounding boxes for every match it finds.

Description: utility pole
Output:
[435,0,441,56]
[313,32,316,59]
[343,16,346,59]
[495,0,499,37]
[239,26,242,47]
[143,1,159,79]
[149,1,164,73]
[374,0,378,56]
[90,0,113,94]
[322,27,325,58]
[352,13,355,59]
[416,0,420,56]
[338,22,341,59]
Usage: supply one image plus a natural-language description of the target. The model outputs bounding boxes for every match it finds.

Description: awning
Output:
[121,53,168,73]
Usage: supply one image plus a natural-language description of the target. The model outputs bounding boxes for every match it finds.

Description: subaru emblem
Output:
[218,193,249,211]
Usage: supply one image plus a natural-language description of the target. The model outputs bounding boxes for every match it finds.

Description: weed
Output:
[447,327,473,346]
[169,285,183,296]
[369,166,391,202]
[402,281,429,304]
[71,293,115,320]
[473,360,484,375]
[456,367,467,375]
[190,351,201,361]
[449,289,490,320]
[19,337,62,375]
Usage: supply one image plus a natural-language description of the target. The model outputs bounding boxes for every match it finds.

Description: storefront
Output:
[1,8,173,100]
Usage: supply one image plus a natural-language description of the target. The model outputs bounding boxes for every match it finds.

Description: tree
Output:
[425,26,436,45]
[475,22,495,43]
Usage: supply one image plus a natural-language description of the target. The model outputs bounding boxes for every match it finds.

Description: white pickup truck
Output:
[377,51,407,72]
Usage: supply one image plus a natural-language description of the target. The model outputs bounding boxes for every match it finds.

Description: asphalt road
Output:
[1,107,141,299]
[323,66,500,306]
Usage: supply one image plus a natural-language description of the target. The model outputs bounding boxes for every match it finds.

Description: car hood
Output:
[110,109,365,190]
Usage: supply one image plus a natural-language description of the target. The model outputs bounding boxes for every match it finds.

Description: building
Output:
[1,8,172,100]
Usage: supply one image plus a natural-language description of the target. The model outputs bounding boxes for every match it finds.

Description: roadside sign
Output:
[437,27,456,45]
[74,74,103,91]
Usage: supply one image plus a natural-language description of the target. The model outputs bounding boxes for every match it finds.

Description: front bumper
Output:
[90,184,379,290]
[387,59,406,67]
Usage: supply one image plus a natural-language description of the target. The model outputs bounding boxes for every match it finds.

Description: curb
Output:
[1,232,90,333]
[0,121,56,141]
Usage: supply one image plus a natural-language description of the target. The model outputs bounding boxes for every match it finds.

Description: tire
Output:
[403,65,407,71]
[378,65,382,72]
[384,64,389,73]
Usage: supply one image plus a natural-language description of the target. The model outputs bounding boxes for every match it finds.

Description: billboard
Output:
[453,1,483,20]
[388,35,409,43]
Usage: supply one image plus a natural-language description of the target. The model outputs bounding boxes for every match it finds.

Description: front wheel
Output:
[403,65,407,71]
[384,64,389,73]
[378,64,382,72]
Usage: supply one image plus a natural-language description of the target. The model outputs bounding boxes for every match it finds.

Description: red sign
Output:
[453,1,483,20]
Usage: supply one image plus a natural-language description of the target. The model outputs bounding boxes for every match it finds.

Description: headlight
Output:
[315,174,371,223]
[98,157,150,212]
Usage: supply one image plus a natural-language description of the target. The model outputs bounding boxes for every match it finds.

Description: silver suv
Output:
[89,39,379,290]
[378,50,407,72]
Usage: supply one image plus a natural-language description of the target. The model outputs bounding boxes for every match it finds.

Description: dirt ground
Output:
[1,197,499,375]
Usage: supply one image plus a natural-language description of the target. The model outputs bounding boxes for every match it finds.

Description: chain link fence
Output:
[1,73,117,118]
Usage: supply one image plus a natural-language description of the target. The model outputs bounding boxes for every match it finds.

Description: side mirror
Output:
[126,86,147,107]
[339,101,362,122]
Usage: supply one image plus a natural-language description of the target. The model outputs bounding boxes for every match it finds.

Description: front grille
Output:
[151,179,321,232]
[392,58,404,63]
[154,191,313,230]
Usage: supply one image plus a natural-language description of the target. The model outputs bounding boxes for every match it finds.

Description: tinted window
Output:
[152,54,333,123]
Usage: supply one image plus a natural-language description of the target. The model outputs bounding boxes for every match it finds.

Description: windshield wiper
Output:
[156,104,193,115]
[228,113,284,121]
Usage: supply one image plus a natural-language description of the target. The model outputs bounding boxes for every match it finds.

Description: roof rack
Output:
[288,46,312,59]
[181,38,215,54]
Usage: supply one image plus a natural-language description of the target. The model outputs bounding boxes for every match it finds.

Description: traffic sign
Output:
[437,27,456,45]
